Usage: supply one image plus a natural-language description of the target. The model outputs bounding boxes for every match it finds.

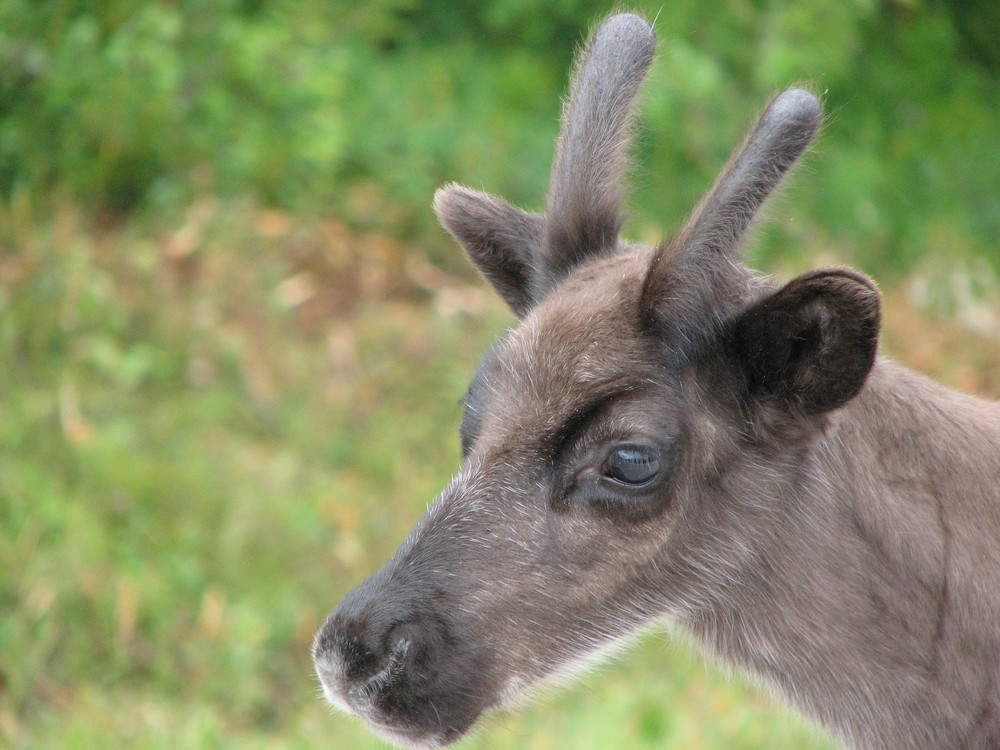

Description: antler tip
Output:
[599,12,654,33]
[770,88,822,128]
[593,12,655,54]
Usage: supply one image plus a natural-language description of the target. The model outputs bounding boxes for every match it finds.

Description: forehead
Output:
[471,251,665,426]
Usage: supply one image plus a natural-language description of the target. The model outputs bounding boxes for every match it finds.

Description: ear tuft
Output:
[727,269,881,416]
[433,184,542,317]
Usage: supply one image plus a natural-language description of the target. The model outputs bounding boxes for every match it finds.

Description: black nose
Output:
[313,575,494,744]
[313,581,448,708]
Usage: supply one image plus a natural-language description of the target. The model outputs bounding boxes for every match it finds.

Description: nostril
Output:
[385,618,450,684]
[314,604,426,684]
[386,620,430,661]
[368,635,413,689]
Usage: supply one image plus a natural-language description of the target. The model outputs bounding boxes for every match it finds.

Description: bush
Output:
[1,0,998,276]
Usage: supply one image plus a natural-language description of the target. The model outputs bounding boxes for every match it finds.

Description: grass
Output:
[0,200,997,750]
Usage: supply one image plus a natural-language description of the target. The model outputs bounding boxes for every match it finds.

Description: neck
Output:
[687,360,1000,750]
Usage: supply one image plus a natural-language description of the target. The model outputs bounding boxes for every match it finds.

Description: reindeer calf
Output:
[313,13,1000,750]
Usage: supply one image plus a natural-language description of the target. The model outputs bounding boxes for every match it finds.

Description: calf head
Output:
[313,12,880,748]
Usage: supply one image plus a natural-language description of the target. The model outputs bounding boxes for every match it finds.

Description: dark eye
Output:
[604,445,660,486]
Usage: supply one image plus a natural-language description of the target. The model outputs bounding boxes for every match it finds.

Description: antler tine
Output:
[678,88,822,261]
[540,13,655,289]
[640,88,822,335]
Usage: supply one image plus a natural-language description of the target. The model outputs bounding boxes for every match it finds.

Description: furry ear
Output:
[433,184,542,317]
[726,269,881,415]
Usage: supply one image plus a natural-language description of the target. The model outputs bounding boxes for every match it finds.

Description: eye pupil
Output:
[606,446,660,485]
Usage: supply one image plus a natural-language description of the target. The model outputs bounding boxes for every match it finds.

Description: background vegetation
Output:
[1,1,998,749]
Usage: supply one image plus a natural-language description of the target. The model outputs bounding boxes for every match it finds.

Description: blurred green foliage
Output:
[2,0,999,271]
[1,2,999,749]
